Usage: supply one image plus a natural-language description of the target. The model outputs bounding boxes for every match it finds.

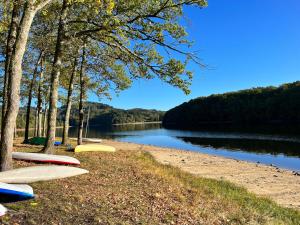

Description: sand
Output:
[102,139,300,210]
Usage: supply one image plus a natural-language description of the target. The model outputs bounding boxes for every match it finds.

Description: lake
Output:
[60,123,300,172]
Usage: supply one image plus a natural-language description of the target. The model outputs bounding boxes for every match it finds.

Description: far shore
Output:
[112,121,162,126]
[15,126,65,131]
[101,139,300,210]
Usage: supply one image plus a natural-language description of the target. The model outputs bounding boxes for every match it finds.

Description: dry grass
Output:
[0,141,299,224]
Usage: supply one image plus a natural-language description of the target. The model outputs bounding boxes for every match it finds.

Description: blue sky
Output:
[91,0,300,111]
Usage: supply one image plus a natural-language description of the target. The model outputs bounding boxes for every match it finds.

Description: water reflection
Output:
[17,123,300,171]
[179,137,300,158]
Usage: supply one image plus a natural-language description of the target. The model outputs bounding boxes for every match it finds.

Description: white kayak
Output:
[0,204,7,217]
[12,152,80,165]
[0,182,34,201]
[70,138,102,143]
[0,166,89,184]
[82,138,102,143]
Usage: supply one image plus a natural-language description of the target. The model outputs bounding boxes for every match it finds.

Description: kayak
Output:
[75,144,116,153]
[27,137,46,145]
[54,141,62,146]
[12,152,80,165]
[0,182,34,202]
[0,166,89,184]
[82,138,102,143]
[69,138,102,143]
[27,137,62,146]
[0,204,7,217]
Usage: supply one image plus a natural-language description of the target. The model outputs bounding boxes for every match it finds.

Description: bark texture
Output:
[43,0,69,153]
[1,2,20,139]
[62,57,77,145]
[1,3,36,171]
[37,55,44,137]
[77,45,87,146]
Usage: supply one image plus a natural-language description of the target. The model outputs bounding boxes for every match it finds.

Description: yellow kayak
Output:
[74,144,116,153]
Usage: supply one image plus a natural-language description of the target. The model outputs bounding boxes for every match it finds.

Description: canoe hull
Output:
[75,144,116,153]
[0,166,89,184]
[0,204,7,217]
[70,138,102,143]
[0,182,34,202]
[12,152,80,165]
[82,138,102,143]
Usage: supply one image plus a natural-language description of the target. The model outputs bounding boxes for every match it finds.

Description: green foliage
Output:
[63,0,207,94]
[163,81,300,129]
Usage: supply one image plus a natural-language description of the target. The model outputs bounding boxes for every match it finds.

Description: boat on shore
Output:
[0,166,88,184]
[0,182,34,202]
[0,204,7,217]
[12,152,80,165]
[75,144,116,153]
[70,138,102,143]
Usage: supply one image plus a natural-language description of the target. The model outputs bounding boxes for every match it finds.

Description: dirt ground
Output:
[1,139,299,224]
[102,139,300,210]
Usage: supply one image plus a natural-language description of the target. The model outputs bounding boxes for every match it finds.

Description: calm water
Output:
[59,123,300,172]
[16,124,299,171]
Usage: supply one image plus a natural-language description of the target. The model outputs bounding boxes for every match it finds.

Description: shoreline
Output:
[112,121,162,126]
[102,139,300,210]
[15,126,65,131]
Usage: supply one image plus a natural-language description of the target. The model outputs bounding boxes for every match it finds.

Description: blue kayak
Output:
[54,141,62,146]
[0,183,34,203]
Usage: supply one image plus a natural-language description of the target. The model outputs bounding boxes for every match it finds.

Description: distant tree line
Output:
[6,102,163,129]
[163,81,300,129]
[58,102,164,126]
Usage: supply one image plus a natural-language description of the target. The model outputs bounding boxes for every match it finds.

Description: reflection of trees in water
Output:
[66,123,162,138]
[179,137,300,158]
[164,124,300,137]
[111,123,162,132]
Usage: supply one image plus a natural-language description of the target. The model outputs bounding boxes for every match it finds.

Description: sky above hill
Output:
[90,0,300,111]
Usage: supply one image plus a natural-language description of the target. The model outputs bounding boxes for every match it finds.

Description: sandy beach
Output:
[101,139,300,210]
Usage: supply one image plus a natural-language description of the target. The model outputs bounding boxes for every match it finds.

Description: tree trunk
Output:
[1,3,36,171]
[43,0,69,154]
[43,107,48,137]
[62,57,77,145]
[42,87,50,137]
[34,109,38,137]
[37,55,44,137]
[77,45,87,146]
[85,106,90,138]
[1,2,20,140]
[24,51,43,143]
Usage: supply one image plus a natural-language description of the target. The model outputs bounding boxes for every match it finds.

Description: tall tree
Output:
[1,1,20,140]
[1,0,53,171]
[43,0,69,153]
[36,55,45,137]
[62,56,78,145]
[77,44,86,145]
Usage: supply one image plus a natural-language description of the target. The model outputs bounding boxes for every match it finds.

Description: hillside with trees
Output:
[58,102,164,126]
[163,81,300,130]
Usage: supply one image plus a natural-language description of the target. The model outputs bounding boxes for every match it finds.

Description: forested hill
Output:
[163,81,300,129]
[58,102,164,126]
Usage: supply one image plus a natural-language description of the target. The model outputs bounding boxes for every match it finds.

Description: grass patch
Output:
[0,142,299,224]
[136,152,300,225]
